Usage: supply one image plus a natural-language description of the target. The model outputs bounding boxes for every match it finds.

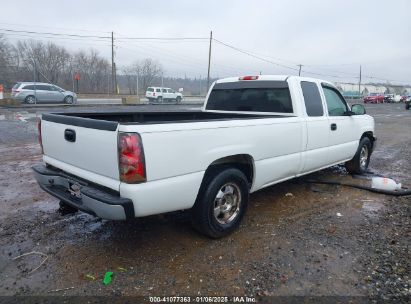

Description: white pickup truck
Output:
[33,75,376,238]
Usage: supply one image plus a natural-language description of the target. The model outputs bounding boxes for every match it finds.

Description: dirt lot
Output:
[0,103,409,302]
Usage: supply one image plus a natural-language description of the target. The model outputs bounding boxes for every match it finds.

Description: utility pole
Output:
[298,64,303,76]
[358,65,362,98]
[136,72,139,97]
[111,31,117,94]
[33,60,37,105]
[207,31,213,90]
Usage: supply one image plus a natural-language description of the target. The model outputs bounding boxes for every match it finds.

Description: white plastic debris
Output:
[285,193,294,197]
[371,177,402,191]
[336,213,343,217]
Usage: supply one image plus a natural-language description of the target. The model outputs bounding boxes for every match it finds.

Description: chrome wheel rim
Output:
[359,145,369,169]
[27,96,35,104]
[66,96,73,104]
[213,183,241,225]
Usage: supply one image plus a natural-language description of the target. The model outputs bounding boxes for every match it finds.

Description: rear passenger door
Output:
[321,85,358,164]
[300,80,331,173]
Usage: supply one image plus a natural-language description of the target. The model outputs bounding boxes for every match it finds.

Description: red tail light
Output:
[118,133,146,183]
[239,76,259,80]
[153,92,156,96]
[37,119,43,154]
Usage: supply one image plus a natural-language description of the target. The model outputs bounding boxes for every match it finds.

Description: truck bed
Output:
[42,111,288,129]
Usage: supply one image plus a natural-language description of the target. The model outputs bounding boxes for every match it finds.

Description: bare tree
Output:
[121,59,163,95]
[0,35,19,88]
[71,49,110,93]
[17,40,70,84]
[122,65,137,94]
[139,58,163,90]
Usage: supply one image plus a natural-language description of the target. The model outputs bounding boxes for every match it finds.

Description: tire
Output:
[25,95,36,104]
[64,96,74,104]
[191,168,249,238]
[406,103,410,110]
[345,137,372,175]
[157,96,163,103]
[176,96,182,104]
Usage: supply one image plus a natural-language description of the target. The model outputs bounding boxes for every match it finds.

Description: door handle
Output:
[331,123,337,131]
[64,129,76,142]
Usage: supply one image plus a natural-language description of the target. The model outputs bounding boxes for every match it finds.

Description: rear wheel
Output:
[406,103,410,110]
[191,168,249,238]
[176,96,182,103]
[157,96,163,103]
[345,137,372,174]
[25,95,36,104]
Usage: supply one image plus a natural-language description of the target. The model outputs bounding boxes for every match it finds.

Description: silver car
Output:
[11,82,77,104]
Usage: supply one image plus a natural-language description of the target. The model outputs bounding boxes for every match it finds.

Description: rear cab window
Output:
[13,83,21,90]
[147,88,154,92]
[206,81,293,113]
[156,88,161,93]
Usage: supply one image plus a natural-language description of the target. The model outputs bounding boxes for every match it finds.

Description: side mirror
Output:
[351,104,366,115]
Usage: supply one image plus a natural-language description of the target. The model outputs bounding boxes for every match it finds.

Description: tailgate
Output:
[41,114,120,189]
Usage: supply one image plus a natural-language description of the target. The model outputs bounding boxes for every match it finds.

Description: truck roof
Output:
[215,75,335,87]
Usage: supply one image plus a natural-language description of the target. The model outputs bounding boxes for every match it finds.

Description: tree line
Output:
[0,34,165,94]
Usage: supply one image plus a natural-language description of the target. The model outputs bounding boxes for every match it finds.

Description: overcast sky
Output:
[1,0,410,84]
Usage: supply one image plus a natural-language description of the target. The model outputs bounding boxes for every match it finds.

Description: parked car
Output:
[33,75,375,238]
[11,82,77,104]
[405,95,411,110]
[393,95,402,103]
[363,93,384,104]
[384,94,394,103]
[145,87,183,103]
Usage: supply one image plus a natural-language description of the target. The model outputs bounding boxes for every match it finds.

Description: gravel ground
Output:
[0,102,409,303]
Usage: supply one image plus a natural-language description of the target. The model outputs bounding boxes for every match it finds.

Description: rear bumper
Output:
[32,164,134,220]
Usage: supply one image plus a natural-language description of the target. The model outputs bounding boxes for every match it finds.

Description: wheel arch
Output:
[360,131,376,150]
[201,154,255,189]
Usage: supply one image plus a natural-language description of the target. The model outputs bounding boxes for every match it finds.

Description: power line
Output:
[0,28,111,39]
[213,38,300,72]
[0,22,112,34]
[0,32,112,45]
[0,28,208,41]
[116,37,208,41]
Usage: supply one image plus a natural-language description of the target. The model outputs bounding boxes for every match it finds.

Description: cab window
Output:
[322,86,348,116]
[301,81,323,116]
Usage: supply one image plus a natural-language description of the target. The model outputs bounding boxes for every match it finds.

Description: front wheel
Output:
[64,96,74,104]
[176,96,182,103]
[406,103,410,110]
[191,168,249,238]
[157,96,163,103]
[345,137,372,174]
